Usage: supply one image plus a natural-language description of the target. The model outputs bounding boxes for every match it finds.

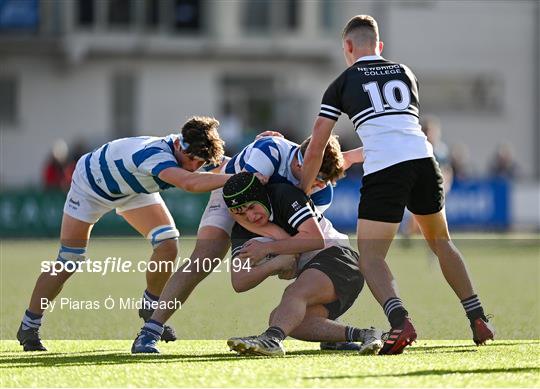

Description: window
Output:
[243,0,298,33]
[145,0,160,28]
[173,0,201,32]
[108,0,133,27]
[77,0,94,27]
[419,74,504,113]
[111,73,137,138]
[0,76,18,127]
[221,76,275,131]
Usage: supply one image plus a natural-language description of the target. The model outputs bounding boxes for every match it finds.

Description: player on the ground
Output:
[131,136,364,353]
[299,15,494,354]
[222,172,383,356]
[17,116,230,352]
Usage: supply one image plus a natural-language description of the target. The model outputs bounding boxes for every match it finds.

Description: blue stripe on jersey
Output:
[151,161,178,176]
[153,176,173,190]
[224,155,237,174]
[132,147,164,167]
[114,159,149,194]
[257,138,280,166]
[84,154,127,201]
[310,184,333,207]
[99,144,122,195]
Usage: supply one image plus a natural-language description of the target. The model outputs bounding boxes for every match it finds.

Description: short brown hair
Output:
[181,116,225,166]
[300,135,345,184]
[342,15,379,45]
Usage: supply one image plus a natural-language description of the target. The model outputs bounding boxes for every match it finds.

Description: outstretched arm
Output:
[342,147,365,170]
[299,117,336,194]
[158,167,231,192]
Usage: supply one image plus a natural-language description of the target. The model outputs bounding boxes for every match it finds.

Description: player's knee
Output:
[55,244,87,273]
[147,225,179,260]
[153,239,178,261]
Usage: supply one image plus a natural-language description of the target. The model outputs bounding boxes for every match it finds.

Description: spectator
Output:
[42,139,70,191]
[489,143,520,180]
[450,143,472,182]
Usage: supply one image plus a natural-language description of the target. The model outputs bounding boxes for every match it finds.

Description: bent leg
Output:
[120,203,179,296]
[270,269,337,336]
[414,210,475,299]
[356,219,400,306]
[28,213,93,314]
[285,305,347,342]
[150,226,231,324]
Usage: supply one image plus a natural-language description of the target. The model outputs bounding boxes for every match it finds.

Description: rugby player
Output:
[17,116,230,351]
[131,136,364,353]
[223,172,383,356]
[299,15,494,354]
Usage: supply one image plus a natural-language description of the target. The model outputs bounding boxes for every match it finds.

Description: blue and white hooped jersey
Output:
[224,136,334,212]
[80,135,179,201]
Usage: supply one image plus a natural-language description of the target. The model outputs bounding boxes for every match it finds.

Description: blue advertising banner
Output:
[0,0,38,30]
[445,179,510,229]
[325,177,510,232]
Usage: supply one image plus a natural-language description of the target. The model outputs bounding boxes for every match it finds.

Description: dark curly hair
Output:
[181,116,225,166]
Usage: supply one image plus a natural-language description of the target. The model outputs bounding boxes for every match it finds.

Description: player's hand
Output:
[255,130,284,140]
[254,172,269,185]
[275,254,297,279]
[238,239,271,262]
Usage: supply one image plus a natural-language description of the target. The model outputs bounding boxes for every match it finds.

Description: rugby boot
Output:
[138,308,177,342]
[228,333,286,356]
[471,315,495,345]
[17,324,47,352]
[379,317,417,355]
[131,330,160,354]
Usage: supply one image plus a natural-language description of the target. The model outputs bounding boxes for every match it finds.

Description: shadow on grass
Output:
[0,352,247,368]
[304,366,540,380]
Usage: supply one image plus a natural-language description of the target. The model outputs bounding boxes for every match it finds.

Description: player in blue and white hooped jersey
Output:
[17,116,230,352]
[131,134,365,353]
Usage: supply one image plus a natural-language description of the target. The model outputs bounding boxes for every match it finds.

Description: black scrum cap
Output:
[222,172,271,215]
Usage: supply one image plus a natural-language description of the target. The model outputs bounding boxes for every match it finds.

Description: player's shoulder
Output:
[267,182,306,200]
[253,136,296,149]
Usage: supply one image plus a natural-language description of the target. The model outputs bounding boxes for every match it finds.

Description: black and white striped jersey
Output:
[319,55,433,175]
[230,183,350,264]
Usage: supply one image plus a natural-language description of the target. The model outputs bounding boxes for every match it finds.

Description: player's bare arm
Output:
[230,254,296,293]
[158,167,231,192]
[342,147,365,170]
[238,218,324,261]
[300,117,336,193]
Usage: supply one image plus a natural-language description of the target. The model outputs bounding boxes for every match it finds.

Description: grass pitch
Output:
[0,340,539,387]
[1,235,539,387]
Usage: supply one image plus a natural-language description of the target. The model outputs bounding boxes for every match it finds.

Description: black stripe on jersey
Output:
[320,104,341,115]
[353,105,419,127]
[319,111,340,120]
[356,110,420,127]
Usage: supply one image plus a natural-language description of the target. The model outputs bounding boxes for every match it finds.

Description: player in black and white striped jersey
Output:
[300,15,494,355]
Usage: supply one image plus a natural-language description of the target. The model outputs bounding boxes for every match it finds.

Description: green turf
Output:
[0,340,539,387]
[1,236,539,387]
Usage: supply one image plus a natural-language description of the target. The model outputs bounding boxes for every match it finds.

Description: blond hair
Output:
[300,135,345,184]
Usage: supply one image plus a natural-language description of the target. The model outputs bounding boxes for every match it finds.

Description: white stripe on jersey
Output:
[83,135,178,199]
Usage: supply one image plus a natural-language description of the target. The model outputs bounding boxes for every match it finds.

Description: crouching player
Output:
[223,172,383,356]
[17,116,230,351]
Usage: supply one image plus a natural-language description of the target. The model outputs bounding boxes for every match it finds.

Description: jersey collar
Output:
[355,54,385,63]
[285,146,300,185]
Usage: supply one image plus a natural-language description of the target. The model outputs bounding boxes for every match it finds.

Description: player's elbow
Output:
[231,274,250,293]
